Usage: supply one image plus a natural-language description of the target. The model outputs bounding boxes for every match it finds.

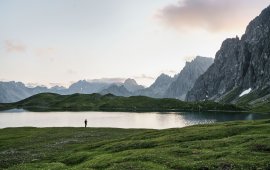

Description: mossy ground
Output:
[1,120,270,169]
[0,93,244,112]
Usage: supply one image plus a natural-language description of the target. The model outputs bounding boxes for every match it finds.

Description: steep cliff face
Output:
[164,56,213,100]
[186,6,270,104]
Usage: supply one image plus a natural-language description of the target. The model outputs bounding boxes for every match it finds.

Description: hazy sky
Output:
[0,0,269,87]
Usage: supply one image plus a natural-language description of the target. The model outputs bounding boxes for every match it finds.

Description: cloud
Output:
[0,78,8,82]
[183,55,196,62]
[156,0,269,32]
[4,40,27,53]
[4,40,58,61]
[49,83,66,87]
[34,47,57,58]
[159,69,178,76]
[88,78,126,83]
[132,74,156,87]
[66,69,77,75]
[133,74,155,80]
[167,70,177,74]
[25,83,43,88]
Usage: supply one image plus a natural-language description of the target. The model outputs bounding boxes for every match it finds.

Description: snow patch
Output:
[239,88,252,97]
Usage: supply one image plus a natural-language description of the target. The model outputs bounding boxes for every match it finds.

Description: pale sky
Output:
[0,0,269,87]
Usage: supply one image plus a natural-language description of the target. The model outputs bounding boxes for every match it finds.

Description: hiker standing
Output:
[84,119,87,128]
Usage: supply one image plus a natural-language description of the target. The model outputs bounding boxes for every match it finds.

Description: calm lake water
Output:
[0,109,270,129]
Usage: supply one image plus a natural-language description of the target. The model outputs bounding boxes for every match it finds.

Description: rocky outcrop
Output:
[164,56,213,100]
[186,5,270,103]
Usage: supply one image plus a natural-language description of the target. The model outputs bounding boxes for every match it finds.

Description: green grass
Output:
[219,87,242,103]
[251,101,270,113]
[1,120,270,169]
[236,87,270,106]
[0,93,244,112]
[235,87,270,113]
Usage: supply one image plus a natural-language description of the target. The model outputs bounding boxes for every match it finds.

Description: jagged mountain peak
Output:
[123,78,144,92]
[186,5,270,104]
[149,73,172,89]
[158,73,171,78]
[164,56,213,100]
[133,73,174,98]
[124,78,138,86]
[100,84,132,97]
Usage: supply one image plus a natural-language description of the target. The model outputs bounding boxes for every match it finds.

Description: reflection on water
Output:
[0,110,269,129]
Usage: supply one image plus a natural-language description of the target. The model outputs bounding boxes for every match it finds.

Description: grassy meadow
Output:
[1,120,270,169]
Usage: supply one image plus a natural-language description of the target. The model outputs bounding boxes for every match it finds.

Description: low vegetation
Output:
[0,93,244,112]
[0,120,270,169]
[251,101,270,113]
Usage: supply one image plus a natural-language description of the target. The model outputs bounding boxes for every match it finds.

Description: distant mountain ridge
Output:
[0,56,214,102]
[67,80,111,94]
[134,73,175,98]
[0,81,48,103]
[0,78,145,103]
[133,56,213,99]
[164,56,213,100]
[123,78,144,92]
[100,84,132,97]
[99,78,145,97]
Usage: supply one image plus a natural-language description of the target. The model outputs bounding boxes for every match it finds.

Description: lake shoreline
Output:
[1,110,270,129]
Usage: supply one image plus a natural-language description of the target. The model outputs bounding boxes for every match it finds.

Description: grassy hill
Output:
[0,93,244,112]
[1,120,270,169]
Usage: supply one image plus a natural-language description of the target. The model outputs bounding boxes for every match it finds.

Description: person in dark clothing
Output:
[84,119,87,128]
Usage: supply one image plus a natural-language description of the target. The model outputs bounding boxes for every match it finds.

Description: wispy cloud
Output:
[132,74,156,87]
[183,55,196,62]
[156,0,269,32]
[133,74,155,80]
[34,47,57,58]
[66,69,77,75]
[88,78,126,83]
[26,83,43,88]
[4,40,59,60]
[49,83,66,87]
[4,40,27,53]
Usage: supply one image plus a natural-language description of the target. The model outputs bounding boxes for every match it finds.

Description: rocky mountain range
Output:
[164,56,213,100]
[0,81,50,103]
[132,56,213,99]
[186,5,270,105]
[123,78,144,92]
[0,55,214,102]
[0,79,143,103]
[134,73,175,98]
[67,80,111,94]
[7,3,270,105]
[100,84,132,97]
[99,78,144,97]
